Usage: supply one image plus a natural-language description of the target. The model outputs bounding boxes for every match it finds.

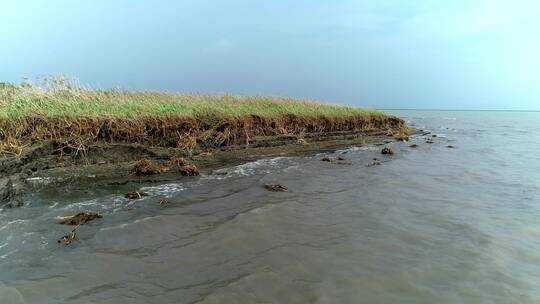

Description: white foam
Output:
[140,183,185,197]
[208,157,295,180]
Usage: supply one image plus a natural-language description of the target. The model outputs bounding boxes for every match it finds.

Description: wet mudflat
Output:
[1,111,540,303]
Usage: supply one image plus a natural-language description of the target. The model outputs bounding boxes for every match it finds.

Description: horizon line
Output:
[378,108,540,113]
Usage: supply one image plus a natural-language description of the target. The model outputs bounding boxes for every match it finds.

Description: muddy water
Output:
[1,111,540,304]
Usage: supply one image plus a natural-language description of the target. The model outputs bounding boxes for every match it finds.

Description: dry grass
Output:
[0,78,407,155]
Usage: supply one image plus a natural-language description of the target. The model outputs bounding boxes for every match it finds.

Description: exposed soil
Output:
[0,128,417,204]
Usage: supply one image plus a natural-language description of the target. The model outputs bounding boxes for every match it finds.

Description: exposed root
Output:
[0,114,408,158]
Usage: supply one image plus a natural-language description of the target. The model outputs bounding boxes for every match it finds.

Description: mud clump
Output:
[172,158,200,176]
[367,158,381,167]
[125,191,148,199]
[447,145,456,149]
[58,225,80,246]
[265,184,288,192]
[409,144,419,148]
[426,139,434,144]
[59,212,102,225]
[321,157,332,162]
[130,159,162,176]
[381,146,394,155]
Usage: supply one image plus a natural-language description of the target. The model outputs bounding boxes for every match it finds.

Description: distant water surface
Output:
[1,110,539,303]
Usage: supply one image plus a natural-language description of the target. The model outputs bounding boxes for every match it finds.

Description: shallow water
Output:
[1,110,540,304]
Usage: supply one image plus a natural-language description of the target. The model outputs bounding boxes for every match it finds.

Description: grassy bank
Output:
[0,81,407,156]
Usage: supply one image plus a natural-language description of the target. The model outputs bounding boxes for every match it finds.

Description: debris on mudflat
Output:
[381,146,394,155]
[125,191,148,199]
[321,157,332,162]
[130,159,162,176]
[367,158,381,167]
[447,145,456,149]
[172,158,200,176]
[409,144,419,148]
[264,184,288,192]
[158,199,175,206]
[296,137,308,145]
[59,212,102,225]
[58,224,80,246]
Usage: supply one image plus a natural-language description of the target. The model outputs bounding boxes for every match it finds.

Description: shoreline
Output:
[0,128,413,207]
[0,86,410,206]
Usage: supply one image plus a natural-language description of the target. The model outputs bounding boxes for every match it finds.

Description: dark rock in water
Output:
[130,159,162,176]
[321,157,332,162]
[57,225,80,246]
[409,144,419,148]
[447,145,456,149]
[125,191,148,199]
[432,134,437,137]
[59,212,102,225]
[426,139,434,144]
[158,199,174,206]
[381,146,394,155]
[337,156,346,161]
[264,184,288,192]
[172,158,200,176]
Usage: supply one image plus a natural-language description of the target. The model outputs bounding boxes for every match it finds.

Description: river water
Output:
[1,110,539,303]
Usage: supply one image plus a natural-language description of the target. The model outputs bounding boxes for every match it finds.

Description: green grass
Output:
[0,82,381,119]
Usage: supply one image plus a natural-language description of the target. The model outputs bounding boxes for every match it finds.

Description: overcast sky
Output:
[1,0,539,110]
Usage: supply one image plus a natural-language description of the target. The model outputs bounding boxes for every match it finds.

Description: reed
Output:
[0,78,407,156]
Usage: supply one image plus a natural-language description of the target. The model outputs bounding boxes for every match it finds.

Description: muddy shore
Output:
[0,129,418,207]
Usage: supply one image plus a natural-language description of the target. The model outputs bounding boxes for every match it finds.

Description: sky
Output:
[1,0,539,110]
